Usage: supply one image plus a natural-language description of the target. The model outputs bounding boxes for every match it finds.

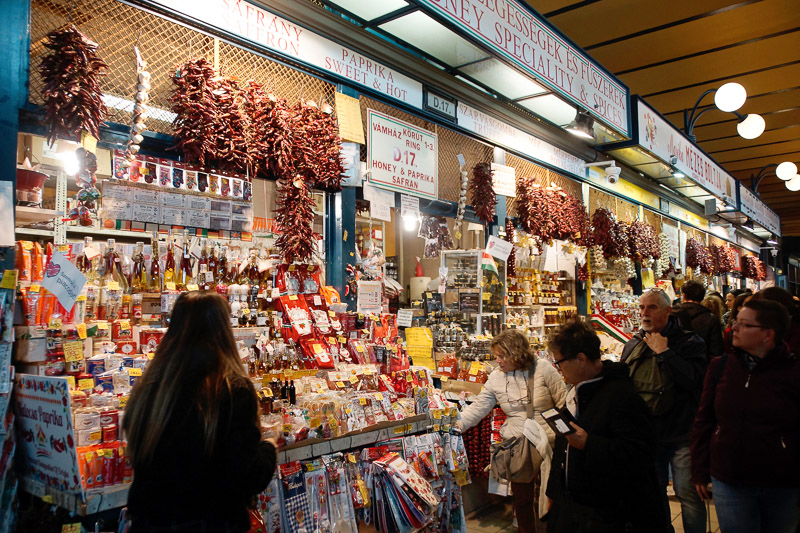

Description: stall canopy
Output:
[599,96,780,240]
[321,0,631,142]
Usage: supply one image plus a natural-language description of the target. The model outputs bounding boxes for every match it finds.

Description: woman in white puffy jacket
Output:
[458,328,567,533]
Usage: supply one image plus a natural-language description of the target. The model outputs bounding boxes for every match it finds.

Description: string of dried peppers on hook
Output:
[170,58,346,262]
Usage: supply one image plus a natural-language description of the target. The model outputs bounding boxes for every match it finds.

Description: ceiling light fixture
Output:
[683,82,764,142]
[786,175,800,192]
[777,162,798,181]
[766,234,779,245]
[749,162,800,192]
[566,111,594,140]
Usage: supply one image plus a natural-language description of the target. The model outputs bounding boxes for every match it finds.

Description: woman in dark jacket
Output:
[123,291,277,532]
[545,320,666,533]
[691,299,800,533]
[751,286,800,357]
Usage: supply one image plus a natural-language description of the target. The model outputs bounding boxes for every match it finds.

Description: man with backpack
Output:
[676,280,724,359]
[622,288,708,533]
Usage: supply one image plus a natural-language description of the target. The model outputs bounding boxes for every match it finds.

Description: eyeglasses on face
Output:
[732,320,768,330]
[553,356,575,369]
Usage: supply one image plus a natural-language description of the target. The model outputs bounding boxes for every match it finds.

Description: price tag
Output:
[48,317,63,329]
[58,244,70,253]
[0,270,18,289]
[118,396,128,408]
[440,375,449,382]
[374,393,383,401]
[96,321,109,330]
[371,315,379,322]
[29,284,40,293]
[283,424,293,433]
[166,281,177,291]
[147,352,155,360]
[312,343,324,354]
[328,310,336,317]
[289,295,298,301]
[358,313,364,319]
[119,319,131,331]
[348,453,357,463]
[328,416,339,429]
[66,376,76,389]
[42,495,54,504]
[76,294,86,301]
[359,398,367,405]
[288,265,296,271]
[433,424,441,432]
[78,378,94,391]
[450,407,458,417]
[107,281,120,291]
[406,373,414,382]
[84,246,101,260]
[76,323,87,340]
[313,295,322,306]
[363,368,372,375]
[309,417,321,427]
[187,284,200,291]
[63,341,84,362]
[337,381,346,388]
[349,375,359,384]
[432,409,443,419]
[128,368,143,377]
[469,362,481,375]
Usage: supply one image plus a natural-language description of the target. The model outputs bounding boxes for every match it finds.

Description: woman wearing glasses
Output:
[691,299,800,532]
[545,319,666,532]
[458,328,567,533]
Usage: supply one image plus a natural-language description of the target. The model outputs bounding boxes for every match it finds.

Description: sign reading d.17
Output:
[367,109,438,200]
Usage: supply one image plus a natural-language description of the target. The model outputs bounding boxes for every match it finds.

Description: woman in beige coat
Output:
[458,329,567,532]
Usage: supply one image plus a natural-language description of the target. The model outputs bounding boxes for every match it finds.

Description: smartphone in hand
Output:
[541,408,577,435]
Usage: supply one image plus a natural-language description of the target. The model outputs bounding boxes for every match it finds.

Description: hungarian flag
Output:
[481,252,498,275]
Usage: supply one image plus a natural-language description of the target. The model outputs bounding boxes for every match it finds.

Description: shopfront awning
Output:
[321,0,630,142]
[598,96,780,240]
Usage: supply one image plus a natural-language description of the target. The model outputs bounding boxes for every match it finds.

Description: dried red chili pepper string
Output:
[40,24,108,146]
[469,163,496,226]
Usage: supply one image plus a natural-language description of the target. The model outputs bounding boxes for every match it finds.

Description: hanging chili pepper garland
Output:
[274,175,319,263]
[516,177,588,248]
[742,255,767,281]
[292,99,345,192]
[40,24,108,146]
[170,58,217,165]
[209,75,250,173]
[242,80,272,179]
[469,163,496,226]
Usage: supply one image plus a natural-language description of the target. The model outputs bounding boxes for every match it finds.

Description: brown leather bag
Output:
[489,361,544,483]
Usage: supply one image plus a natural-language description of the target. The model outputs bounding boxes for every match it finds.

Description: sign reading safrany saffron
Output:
[367,109,438,200]
[418,0,629,135]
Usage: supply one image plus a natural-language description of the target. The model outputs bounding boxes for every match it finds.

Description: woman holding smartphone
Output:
[545,319,665,532]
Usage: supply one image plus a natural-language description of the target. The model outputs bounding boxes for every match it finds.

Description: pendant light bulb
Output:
[776,162,798,181]
[736,113,765,139]
[715,82,747,112]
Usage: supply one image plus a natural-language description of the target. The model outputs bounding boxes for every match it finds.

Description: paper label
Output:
[63,341,84,362]
[166,282,176,291]
[0,269,18,289]
[128,368,143,377]
[78,378,95,391]
[42,250,87,311]
[397,309,413,327]
[107,281,120,291]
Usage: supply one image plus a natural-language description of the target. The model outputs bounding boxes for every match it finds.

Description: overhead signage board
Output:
[423,89,458,122]
[668,203,709,230]
[148,0,423,108]
[367,109,438,200]
[637,98,737,203]
[458,103,585,178]
[739,184,781,236]
[418,0,629,136]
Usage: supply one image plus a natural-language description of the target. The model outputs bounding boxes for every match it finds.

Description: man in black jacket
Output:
[675,280,724,359]
[622,288,708,533]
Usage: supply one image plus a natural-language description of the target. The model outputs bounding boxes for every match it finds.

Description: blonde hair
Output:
[122,291,248,467]
[490,329,537,370]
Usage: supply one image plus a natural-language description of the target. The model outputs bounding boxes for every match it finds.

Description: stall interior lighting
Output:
[517,94,577,126]
[458,59,547,100]
[767,235,779,245]
[330,0,408,21]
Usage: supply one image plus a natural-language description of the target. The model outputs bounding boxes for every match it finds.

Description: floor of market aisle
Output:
[464,495,721,532]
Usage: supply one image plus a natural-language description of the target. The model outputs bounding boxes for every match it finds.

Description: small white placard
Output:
[161,192,186,208]
[397,309,414,328]
[400,194,420,218]
[133,188,159,205]
[491,163,516,197]
[485,235,513,262]
[370,201,392,222]
[132,203,160,224]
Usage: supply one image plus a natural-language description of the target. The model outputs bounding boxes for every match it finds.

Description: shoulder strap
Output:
[525,360,537,418]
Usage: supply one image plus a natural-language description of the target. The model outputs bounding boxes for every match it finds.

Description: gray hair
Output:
[641,288,672,309]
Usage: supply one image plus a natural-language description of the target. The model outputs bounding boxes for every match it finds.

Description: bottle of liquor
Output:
[131,242,148,293]
[178,230,194,290]
[198,241,209,288]
[288,380,296,405]
[78,237,101,286]
[102,239,129,293]
[207,243,218,286]
[163,232,176,288]
[215,246,229,295]
[148,232,162,292]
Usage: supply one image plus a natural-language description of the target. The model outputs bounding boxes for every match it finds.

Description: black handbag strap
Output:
[525,360,537,419]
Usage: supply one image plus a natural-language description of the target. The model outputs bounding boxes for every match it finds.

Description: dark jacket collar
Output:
[635,314,686,341]
[734,341,796,368]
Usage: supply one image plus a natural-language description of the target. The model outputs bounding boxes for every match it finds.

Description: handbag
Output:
[489,361,544,484]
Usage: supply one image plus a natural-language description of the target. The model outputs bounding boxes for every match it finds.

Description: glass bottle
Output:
[102,239,129,293]
[131,242,148,293]
[149,232,162,292]
[163,232,177,288]
[207,243,218,286]
[178,230,194,290]
[198,240,209,287]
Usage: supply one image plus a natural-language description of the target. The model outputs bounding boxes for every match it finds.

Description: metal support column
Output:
[0,0,30,269]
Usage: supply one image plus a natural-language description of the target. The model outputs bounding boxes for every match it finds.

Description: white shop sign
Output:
[458,103,585,178]
[739,184,781,236]
[149,0,423,108]
[367,109,438,200]
[490,163,516,197]
[637,99,737,203]
[418,0,629,135]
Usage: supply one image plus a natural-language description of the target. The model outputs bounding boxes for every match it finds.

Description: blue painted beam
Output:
[0,0,30,268]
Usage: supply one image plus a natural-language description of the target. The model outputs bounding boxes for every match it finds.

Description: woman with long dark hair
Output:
[123,291,277,532]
